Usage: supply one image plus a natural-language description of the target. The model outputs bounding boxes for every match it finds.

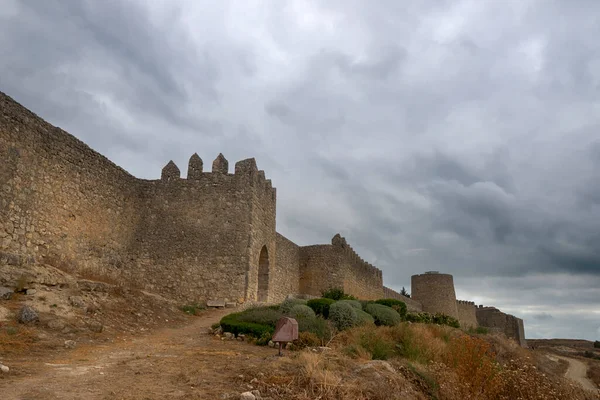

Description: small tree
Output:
[400,286,410,298]
[321,287,356,301]
[594,340,600,349]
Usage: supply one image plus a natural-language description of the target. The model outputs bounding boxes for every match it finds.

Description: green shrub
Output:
[359,300,374,310]
[365,303,402,326]
[356,330,396,360]
[293,331,322,349]
[329,302,359,331]
[307,298,335,318]
[355,309,375,325]
[374,299,407,319]
[219,312,274,340]
[256,331,273,346]
[337,299,362,310]
[280,298,307,314]
[237,306,283,326]
[405,312,460,328]
[468,326,489,335]
[288,304,316,319]
[322,287,357,301]
[297,315,332,343]
[594,340,600,349]
[432,313,460,328]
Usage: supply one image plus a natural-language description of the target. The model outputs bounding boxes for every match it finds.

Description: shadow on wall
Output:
[258,246,269,302]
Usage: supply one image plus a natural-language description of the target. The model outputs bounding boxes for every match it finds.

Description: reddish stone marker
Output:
[272,317,298,356]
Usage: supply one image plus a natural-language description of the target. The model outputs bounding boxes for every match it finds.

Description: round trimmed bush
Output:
[355,309,375,325]
[288,304,316,319]
[337,299,362,310]
[307,298,335,318]
[280,298,307,314]
[237,306,283,326]
[219,312,274,339]
[365,303,402,326]
[297,315,332,342]
[374,299,407,319]
[329,301,359,331]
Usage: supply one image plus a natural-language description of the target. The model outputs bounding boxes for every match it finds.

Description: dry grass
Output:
[587,360,600,389]
[239,323,599,400]
[239,350,430,400]
[0,322,39,355]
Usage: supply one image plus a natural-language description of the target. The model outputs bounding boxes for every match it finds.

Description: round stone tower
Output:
[411,271,459,318]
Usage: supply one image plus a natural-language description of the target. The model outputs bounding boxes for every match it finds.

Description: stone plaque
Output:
[272,317,298,343]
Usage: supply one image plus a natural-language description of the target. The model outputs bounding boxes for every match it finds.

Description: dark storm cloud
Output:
[1,0,599,339]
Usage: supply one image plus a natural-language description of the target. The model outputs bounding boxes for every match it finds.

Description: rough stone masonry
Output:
[0,90,526,346]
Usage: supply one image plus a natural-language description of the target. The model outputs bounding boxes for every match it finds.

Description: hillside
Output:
[1,264,599,399]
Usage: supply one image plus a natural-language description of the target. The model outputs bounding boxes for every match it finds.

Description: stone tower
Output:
[411,272,459,319]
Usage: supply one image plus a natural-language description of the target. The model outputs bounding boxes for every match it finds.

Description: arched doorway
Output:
[257,245,269,302]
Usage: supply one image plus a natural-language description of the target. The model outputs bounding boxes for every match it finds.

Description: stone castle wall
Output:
[382,286,423,312]
[130,157,276,304]
[476,306,527,347]
[456,300,478,329]
[0,91,277,304]
[1,91,140,277]
[333,235,384,300]
[411,272,459,319]
[0,91,527,345]
[299,234,384,300]
[272,233,300,302]
[299,244,344,297]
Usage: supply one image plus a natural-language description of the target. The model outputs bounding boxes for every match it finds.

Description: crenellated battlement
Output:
[457,300,476,305]
[331,233,383,279]
[158,154,276,201]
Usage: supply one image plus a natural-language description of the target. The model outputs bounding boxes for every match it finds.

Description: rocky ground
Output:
[0,262,282,399]
[0,306,285,399]
[1,263,599,399]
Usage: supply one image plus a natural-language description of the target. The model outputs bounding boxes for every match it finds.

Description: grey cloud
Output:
[532,313,554,321]
[2,0,600,339]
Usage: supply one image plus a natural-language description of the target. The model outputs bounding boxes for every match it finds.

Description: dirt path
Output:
[0,308,281,400]
[548,354,598,392]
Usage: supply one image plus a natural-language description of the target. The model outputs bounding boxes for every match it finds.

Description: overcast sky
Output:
[1,0,599,341]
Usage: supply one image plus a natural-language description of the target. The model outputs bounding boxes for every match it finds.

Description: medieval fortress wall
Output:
[0,91,526,346]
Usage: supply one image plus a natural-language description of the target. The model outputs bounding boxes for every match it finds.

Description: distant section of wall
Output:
[332,234,383,300]
[411,272,459,319]
[272,233,300,302]
[299,245,343,297]
[299,234,384,300]
[383,286,423,312]
[476,306,527,347]
[456,300,478,329]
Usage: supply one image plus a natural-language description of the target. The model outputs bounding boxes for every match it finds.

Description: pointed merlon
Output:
[212,153,229,174]
[332,233,344,247]
[234,158,258,175]
[161,160,180,181]
[188,153,203,179]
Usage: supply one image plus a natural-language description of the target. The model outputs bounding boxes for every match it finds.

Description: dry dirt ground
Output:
[0,308,284,400]
[547,354,598,392]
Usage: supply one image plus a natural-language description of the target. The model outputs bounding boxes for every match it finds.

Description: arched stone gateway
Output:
[257,245,269,302]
